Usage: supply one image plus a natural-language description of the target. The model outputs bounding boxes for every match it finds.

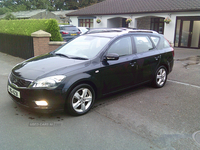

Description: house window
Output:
[150,18,164,34]
[79,19,93,28]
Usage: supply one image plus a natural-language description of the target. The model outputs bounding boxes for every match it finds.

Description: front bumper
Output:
[7,81,66,113]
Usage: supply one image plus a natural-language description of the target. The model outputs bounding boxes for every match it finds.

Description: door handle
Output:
[130,62,136,67]
[155,56,160,60]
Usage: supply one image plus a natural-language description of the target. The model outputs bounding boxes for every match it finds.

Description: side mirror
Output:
[104,53,119,61]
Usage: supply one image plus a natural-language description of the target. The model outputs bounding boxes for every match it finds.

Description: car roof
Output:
[86,32,124,38]
[78,27,88,29]
[59,25,76,27]
[84,28,160,38]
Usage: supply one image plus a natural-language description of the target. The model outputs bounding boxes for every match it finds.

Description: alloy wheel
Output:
[72,88,93,113]
[156,68,167,87]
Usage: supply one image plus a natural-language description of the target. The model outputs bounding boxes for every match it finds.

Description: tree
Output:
[0,0,105,13]
[4,12,16,20]
[0,7,12,15]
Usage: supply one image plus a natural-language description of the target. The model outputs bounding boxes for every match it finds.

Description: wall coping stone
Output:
[31,30,51,38]
[49,41,66,45]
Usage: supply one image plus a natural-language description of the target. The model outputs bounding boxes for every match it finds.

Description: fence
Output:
[0,33,34,59]
[0,31,65,59]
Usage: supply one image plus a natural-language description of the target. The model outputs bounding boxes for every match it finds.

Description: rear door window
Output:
[134,36,154,53]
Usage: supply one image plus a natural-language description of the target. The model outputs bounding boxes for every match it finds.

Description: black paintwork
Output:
[7,31,174,112]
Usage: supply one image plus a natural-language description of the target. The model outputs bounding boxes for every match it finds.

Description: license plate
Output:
[71,34,77,36]
[8,86,20,98]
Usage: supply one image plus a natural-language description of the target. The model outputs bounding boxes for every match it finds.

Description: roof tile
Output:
[67,0,200,16]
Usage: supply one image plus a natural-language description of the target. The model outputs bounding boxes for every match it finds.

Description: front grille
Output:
[10,73,32,88]
[15,97,28,106]
[9,93,29,107]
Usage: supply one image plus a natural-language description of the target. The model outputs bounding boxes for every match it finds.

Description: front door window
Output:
[180,21,190,47]
[175,20,181,47]
[191,21,200,47]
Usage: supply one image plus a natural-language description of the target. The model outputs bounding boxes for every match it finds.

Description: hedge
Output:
[0,19,63,41]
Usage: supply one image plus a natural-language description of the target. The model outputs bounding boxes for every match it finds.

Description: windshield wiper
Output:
[54,53,70,58]
[149,48,154,50]
[70,57,88,60]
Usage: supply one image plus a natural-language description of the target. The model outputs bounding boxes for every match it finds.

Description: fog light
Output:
[35,100,48,106]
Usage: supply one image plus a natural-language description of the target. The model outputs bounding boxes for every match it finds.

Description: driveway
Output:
[0,48,199,150]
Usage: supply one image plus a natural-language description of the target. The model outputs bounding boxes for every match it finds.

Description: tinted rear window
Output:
[60,26,78,31]
[164,39,171,48]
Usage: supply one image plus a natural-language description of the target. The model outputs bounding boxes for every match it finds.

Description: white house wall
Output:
[94,15,132,28]
[70,16,79,27]
[69,11,200,45]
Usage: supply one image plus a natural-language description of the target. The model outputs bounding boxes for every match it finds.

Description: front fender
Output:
[62,72,102,99]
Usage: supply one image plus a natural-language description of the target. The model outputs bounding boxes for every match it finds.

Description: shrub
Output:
[46,19,62,41]
[0,19,63,41]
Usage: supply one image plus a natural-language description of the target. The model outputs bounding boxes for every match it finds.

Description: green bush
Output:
[46,19,63,41]
[0,19,63,41]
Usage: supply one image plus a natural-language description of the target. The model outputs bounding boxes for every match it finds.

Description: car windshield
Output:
[54,35,111,59]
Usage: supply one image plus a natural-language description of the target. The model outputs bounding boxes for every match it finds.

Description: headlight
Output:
[32,75,66,88]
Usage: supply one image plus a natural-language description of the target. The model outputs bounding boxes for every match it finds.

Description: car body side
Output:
[7,32,174,112]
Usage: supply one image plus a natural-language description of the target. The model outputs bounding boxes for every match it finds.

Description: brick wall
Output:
[32,37,50,56]
[49,41,66,52]
[31,30,66,56]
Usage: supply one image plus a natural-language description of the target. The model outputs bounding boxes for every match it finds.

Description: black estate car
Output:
[7,28,174,116]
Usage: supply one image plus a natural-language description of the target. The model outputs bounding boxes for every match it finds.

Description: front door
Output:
[175,17,200,48]
[100,36,136,94]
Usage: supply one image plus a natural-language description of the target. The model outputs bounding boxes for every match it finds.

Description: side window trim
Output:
[149,36,160,48]
[131,35,137,54]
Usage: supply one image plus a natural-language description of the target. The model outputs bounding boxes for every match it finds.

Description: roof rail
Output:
[128,29,158,34]
[84,28,125,34]
[83,28,158,35]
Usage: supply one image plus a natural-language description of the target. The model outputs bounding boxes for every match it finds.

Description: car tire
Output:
[152,66,167,88]
[65,84,95,116]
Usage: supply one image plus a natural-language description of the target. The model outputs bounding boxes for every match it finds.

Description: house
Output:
[67,0,200,49]
[0,9,74,23]
[52,10,76,23]
[0,9,57,19]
